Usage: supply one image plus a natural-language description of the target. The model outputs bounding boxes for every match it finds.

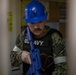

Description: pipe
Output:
[67,0,76,75]
[0,0,11,75]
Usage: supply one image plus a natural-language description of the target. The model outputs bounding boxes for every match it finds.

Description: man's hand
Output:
[21,51,31,64]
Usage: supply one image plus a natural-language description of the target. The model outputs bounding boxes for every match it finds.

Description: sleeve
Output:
[10,33,24,67]
[51,32,67,75]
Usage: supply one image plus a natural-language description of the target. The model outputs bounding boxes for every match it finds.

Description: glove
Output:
[21,51,31,64]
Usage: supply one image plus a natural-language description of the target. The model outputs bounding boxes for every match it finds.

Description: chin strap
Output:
[24,27,42,75]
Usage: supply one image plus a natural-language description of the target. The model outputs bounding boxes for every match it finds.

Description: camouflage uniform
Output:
[10,26,67,75]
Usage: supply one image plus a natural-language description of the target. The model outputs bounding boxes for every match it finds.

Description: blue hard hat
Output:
[24,0,48,23]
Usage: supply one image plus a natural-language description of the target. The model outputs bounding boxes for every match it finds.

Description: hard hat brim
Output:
[24,14,48,23]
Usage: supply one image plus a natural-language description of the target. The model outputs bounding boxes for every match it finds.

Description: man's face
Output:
[27,20,46,37]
